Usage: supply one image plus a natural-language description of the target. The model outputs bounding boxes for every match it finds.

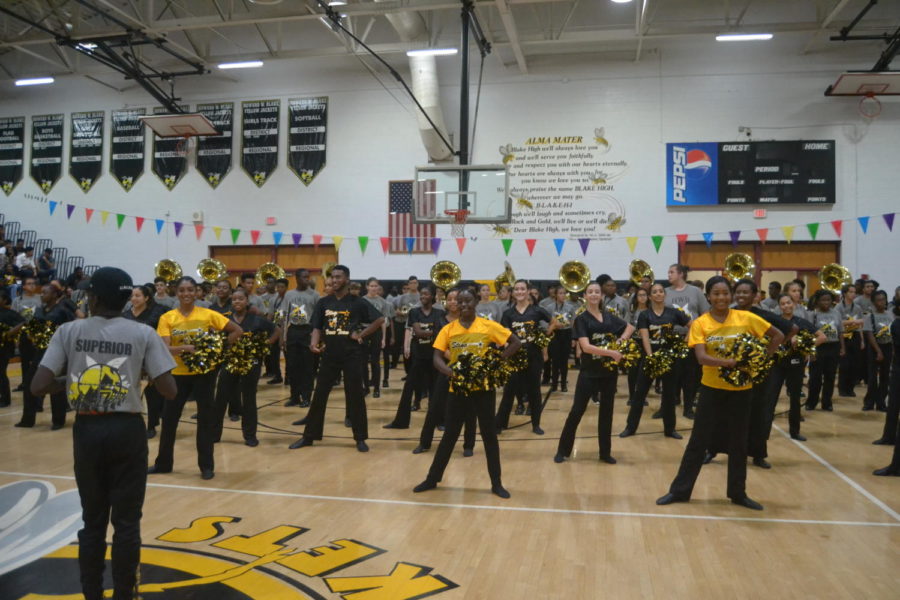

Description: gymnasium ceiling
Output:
[0,0,897,87]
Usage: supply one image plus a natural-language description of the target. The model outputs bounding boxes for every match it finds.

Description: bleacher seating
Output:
[83,265,100,276]
[0,213,86,286]
[20,230,37,248]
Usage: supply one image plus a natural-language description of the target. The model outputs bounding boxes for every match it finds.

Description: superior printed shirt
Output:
[475,301,503,322]
[549,300,577,330]
[283,288,319,332]
[602,295,631,322]
[687,309,771,391]
[863,311,895,345]
[837,300,863,338]
[811,308,843,344]
[41,316,176,413]
[157,306,230,375]
[665,285,710,320]
[12,295,41,322]
[573,310,628,377]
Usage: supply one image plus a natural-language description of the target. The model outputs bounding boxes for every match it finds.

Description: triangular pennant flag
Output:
[273,232,283,246]
[501,239,513,256]
[525,239,537,256]
[313,234,323,249]
[431,237,442,255]
[66,204,75,219]
[213,226,223,240]
[358,236,369,254]
[405,237,416,253]
[194,223,204,240]
[380,237,391,254]
[135,216,145,232]
[455,237,467,254]
[676,233,688,252]
[85,208,94,223]
[553,239,565,256]
[100,210,110,225]
[701,232,713,247]
[756,228,768,244]
[154,219,164,234]
[858,216,869,234]
[806,222,819,240]
[831,220,842,238]
[230,228,240,244]
[116,214,126,229]
[781,225,795,243]
[48,201,58,215]
[626,237,638,254]
[652,235,664,253]
[884,213,895,231]
[729,230,740,246]
[250,230,261,245]
[292,233,302,247]
[332,235,343,251]
[173,222,183,237]
[578,238,590,255]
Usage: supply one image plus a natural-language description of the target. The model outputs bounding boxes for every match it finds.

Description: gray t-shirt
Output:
[811,308,844,343]
[154,295,177,309]
[547,300,577,330]
[854,295,875,317]
[283,288,320,327]
[665,285,709,320]
[395,292,420,322]
[863,311,894,345]
[602,295,631,322]
[476,301,503,322]
[759,298,779,312]
[13,295,42,321]
[247,293,266,314]
[363,295,392,322]
[40,316,176,413]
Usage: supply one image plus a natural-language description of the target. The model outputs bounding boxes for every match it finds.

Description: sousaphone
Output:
[629,259,654,286]
[819,263,852,293]
[723,253,755,282]
[197,258,227,284]
[430,261,461,291]
[154,259,183,283]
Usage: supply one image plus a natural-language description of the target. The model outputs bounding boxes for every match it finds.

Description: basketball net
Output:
[858,93,882,120]
[175,135,199,166]
[445,209,469,238]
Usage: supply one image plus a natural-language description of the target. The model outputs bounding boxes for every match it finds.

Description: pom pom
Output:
[450,347,510,393]
[717,333,772,387]
[532,329,554,349]
[22,319,56,350]
[225,332,271,375]
[644,352,674,378]
[181,331,226,374]
[592,335,641,373]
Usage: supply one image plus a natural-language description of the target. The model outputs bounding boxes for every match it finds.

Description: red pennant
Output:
[524,239,537,256]
[380,237,390,255]
[250,230,261,245]
[455,237,467,254]
[313,234,323,249]
[194,223,204,240]
[831,220,842,238]
[756,228,769,244]
[676,233,688,252]
[85,208,94,223]
[135,217,145,232]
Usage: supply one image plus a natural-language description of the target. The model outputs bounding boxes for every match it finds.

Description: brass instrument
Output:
[494,261,516,292]
[430,260,461,291]
[723,253,755,282]
[154,259,183,283]
[559,260,591,294]
[255,262,285,287]
[321,262,337,279]
[197,258,227,284]
[819,263,852,294]
[629,259,654,286]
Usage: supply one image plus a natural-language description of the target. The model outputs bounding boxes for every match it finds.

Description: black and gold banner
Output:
[151,106,189,190]
[111,108,145,192]
[0,116,25,196]
[70,111,104,193]
[30,114,64,194]
[197,102,233,188]
[241,99,279,187]
[288,97,327,186]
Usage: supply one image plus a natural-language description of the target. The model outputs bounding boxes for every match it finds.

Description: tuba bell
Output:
[430,260,461,292]
[723,253,755,282]
[197,258,227,284]
[255,262,285,287]
[494,261,516,292]
[629,259,654,286]
[818,263,852,294]
[558,260,591,294]
[154,259,183,283]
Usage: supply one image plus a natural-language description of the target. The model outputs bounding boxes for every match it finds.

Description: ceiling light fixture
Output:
[217,60,264,69]
[610,0,633,4]
[716,33,774,42]
[15,77,54,86]
[406,48,458,57]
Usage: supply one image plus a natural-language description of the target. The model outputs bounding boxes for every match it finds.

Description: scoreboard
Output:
[666,140,836,206]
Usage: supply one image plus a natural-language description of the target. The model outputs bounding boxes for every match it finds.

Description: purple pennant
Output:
[66,204,75,219]
[553,239,565,256]
[291,233,302,247]
[431,237,442,255]
[578,238,590,255]
[884,213,895,231]
[173,222,183,237]
[702,232,714,247]
[729,230,740,246]
[405,237,416,253]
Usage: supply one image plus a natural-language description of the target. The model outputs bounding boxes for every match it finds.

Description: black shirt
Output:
[123,304,168,330]
[209,300,233,318]
[573,310,628,377]
[892,320,900,364]
[36,302,76,326]
[0,307,24,352]
[311,294,382,353]
[501,304,552,351]
[749,306,794,336]
[231,312,275,336]
[407,306,445,360]
[636,306,690,348]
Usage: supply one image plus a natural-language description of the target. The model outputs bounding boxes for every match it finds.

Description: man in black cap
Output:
[32,267,177,600]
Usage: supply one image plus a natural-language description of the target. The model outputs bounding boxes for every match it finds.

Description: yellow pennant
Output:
[781,226,795,243]
[100,210,110,225]
[626,236,638,254]
[332,235,343,251]
[213,226,222,240]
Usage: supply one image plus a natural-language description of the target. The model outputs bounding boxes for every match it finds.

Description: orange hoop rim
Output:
[444,209,470,224]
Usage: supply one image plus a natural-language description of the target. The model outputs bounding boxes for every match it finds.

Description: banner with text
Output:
[30,114,64,194]
[70,111,104,193]
[241,99,279,187]
[0,116,25,196]
[197,102,233,188]
[287,97,327,186]
[111,108,145,191]
[151,106,189,191]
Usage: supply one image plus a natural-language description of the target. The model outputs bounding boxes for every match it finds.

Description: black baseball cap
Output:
[88,267,133,304]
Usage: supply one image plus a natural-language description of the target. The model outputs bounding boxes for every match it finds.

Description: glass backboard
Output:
[412,164,510,224]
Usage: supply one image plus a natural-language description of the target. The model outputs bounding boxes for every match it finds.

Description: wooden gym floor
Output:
[1,362,898,599]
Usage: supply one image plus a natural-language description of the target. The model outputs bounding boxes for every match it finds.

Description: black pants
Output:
[265,341,281,378]
[496,350,544,429]
[285,336,314,404]
[144,384,164,430]
[675,351,700,411]
[390,320,405,367]
[426,390,501,486]
[767,359,804,437]
[746,381,770,459]
[214,364,262,440]
[807,343,839,409]
[390,356,433,428]
[881,365,900,443]
[418,373,475,450]
[0,348,12,405]
[19,351,67,427]
[863,343,892,409]
[213,367,242,419]
[302,347,368,441]
[381,331,392,385]
[549,330,571,387]
[73,413,147,600]
[669,385,752,501]
[557,373,617,458]
[364,330,383,393]
[153,372,217,473]
[626,363,677,434]
[838,332,862,395]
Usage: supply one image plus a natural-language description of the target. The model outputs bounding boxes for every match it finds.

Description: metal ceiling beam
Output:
[802,0,853,53]
[495,0,527,73]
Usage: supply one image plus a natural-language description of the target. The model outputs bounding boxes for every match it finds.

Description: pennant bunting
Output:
[312,234,323,249]
[230,228,240,244]
[273,232,283,246]
[702,232,713,247]
[729,230,740,246]
[357,236,369,255]
[858,216,869,234]
[525,239,537,256]
[626,237,638,254]
[48,201,58,215]
[431,237,441,255]
[578,238,590,255]
[100,211,110,225]
[380,237,390,255]
[135,216,145,232]
[85,208,94,223]
[553,239,565,256]
[332,235,343,251]
[194,223,204,240]
[830,220,842,238]
[501,239,513,256]
[154,219,164,234]
[455,237,467,254]
[652,235,664,253]
[781,226,794,243]
[250,230,261,245]
[173,222,183,237]
[884,213,895,231]
[213,226,223,240]
[291,233,302,247]
[116,214,126,229]
[756,228,768,244]
[676,234,688,252]
[806,222,819,240]
[405,237,416,253]
[66,204,75,219]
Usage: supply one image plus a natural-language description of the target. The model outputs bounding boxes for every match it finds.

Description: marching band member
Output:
[283,269,319,408]
[665,264,709,420]
[12,276,41,394]
[476,283,503,321]
[805,289,845,412]
[837,283,865,399]
[265,278,289,384]
[863,290,893,413]
[362,277,391,398]
[597,274,630,321]
[153,276,177,309]
[239,272,267,315]
[548,286,576,393]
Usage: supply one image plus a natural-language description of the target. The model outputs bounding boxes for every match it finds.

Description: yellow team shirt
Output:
[687,309,771,391]
[433,317,512,391]
[157,306,230,375]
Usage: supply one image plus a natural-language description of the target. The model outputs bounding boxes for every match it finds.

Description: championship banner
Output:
[30,114,64,194]
[241,99,279,187]
[70,111,104,193]
[0,116,25,196]
[197,102,233,188]
[287,97,327,186]
[111,108,145,191]
[151,106,189,190]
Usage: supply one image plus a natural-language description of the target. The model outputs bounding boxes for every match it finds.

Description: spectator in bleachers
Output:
[13,239,25,256]
[37,248,56,282]
[65,266,86,291]
[15,246,37,279]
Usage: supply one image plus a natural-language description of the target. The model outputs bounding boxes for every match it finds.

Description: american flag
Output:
[388,180,436,253]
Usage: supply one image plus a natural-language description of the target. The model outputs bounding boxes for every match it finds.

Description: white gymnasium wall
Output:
[0,33,897,285]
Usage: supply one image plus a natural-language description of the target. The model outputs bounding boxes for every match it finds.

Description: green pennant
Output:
[230,228,240,244]
[806,222,819,240]
[501,238,513,256]
[651,235,664,253]
[116,213,126,229]
[358,236,369,255]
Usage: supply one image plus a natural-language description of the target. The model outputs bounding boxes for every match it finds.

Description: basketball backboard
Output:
[825,72,900,96]
[412,164,510,224]
[139,113,221,137]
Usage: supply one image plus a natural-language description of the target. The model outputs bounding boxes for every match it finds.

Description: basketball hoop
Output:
[445,209,469,238]
[174,135,199,166]
[858,92,882,119]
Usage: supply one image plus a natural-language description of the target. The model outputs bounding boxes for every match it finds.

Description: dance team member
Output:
[547,285,576,393]
[862,290,892,412]
[362,277,391,398]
